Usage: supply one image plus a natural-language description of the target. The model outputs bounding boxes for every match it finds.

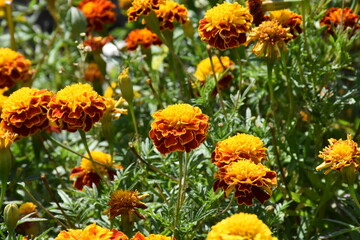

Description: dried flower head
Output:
[1,87,53,137]
[83,34,114,53]
[269,9,302,40]
[70,150,123,190]
[0,48,34,89]
[119,0,134,10]
[214,160,277,205]
[16,202,40,237]
[128,0,164,22]
[104,190,149,221]
[0,127,17,149]
[207,212,277,240]
[153,0,189,30]
[320,7,360,36]
[212,133,267,168]
[78,0,116,31]
[247,0,268,26]
[0,88,8,113]
[246,20,293,58]
[55,223,128,240]
[316,134,360,174]
[198,2,253,50]
[48,83,107,132]
[125,28,162,51]
[84,63,104,82]
[149,104,209,155]
[131,232,174,240]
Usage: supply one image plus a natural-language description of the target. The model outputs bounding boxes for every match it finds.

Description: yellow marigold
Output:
[70,150,123,190]
[316,134,360,174]
[104,190,149,221]
[0,127,17,149]
[125,28,162,51]
[198,2,253,50]
[320,7,360,36]
[207,212,278,240]
[269,9,302,40]
[119,0,133,10]
[153,0,189,30]
[0,87,8,113]
[212,133,267,168]
[55,223,128,240]
[247,0,268,26]
[246,20,293,59]
[128,0,164,22]
[1,87,53,137]
[131,232,174,240]
[214,160,277,205]
[84,63,104,82]
[78,0,116,32]
[83,34,114,53]
[16,202,40,237]
[0,48,34,89]
[47,83,107,132]
[149,104,209,155]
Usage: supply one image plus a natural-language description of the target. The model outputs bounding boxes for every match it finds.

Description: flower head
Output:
[55,223,128,240]
[70,150,122,190]
[316,134,360,174]
[214,160,277,205]
[1,87,53,137]
[104,190,149,221]
[16,202,40,237]
[0,127,17,149]
[84,63,104,82]
[78,0,116,31]
[246,20,293,58]
[320,7,360,36]
[269,9,302,40]
[247,0,269,26]
[0,48,34,89]
[131,232,174,240]
[83,34,114,53]
[149,104,209,155]
[207,212,277,240]
[198,2,253,50]
[48,83,107,132]
[153,0,189,30]
[125,28,162,51]
[127,0,164,22]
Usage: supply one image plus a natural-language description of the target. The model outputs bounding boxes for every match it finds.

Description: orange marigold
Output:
[198,2,253,50]
[48,83,107,132]
[214,160,277,205]
[83,34,114,53]
[125,28,162,51]
[1,87,53,137]
[316,134,360,174]
[85,63,104,82]
[0,48,34,89]
[16,202,40,237]
[149,104,209,155]
[212,133,267,168]
[70,150,123,190]
[78,0,116,32]
[127,0,164,22]
[246,20,293,58]
[131,232,174,240]
[153,0,189,30]
[269,9,302,40]
[320,7,360,36]
[247,0,268,26]
[55,223,128,240]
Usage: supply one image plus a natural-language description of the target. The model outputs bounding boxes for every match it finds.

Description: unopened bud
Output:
[118,68,134,103]
[0,148,13,183]
[4,203,19,233]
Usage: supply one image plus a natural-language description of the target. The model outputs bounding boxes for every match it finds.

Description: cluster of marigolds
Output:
[1,0,360,239]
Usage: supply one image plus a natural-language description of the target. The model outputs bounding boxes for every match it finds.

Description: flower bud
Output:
[4,203,19,233]
[118,68,134,103]
[0,148,13,183]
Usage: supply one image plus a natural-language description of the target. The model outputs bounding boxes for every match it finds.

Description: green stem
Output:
[282,54,294,125]
[348,184,360,209]
[121,214,133,237]
[5,2,16,50]
[128,102,140,150]
[174,151,184,237]
[180,152,189,205]
[0,181,6,214]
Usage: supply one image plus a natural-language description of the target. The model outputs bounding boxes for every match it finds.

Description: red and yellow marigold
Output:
[16,202,40,237]
[269,9,302,40]
[149,104,209,155]
[127,0,164,22]
[78,0,116,31]
[1,87,53,137]
[153,0,188,30]
[125,28,162,51]
[198,2,253,50]
[320,7,360,36]
[131,232,174,240]
[83,34,114,53]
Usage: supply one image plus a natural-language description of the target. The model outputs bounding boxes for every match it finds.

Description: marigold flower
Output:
[78,0,116,31]
[198,2,253,50]
[207,212,277,240]
[269,9,302,40]
[149,104,209,155]
[84,63,104,82]
[125,28,162,51]
[153,0,189,30]
[212,133,267,168]
[320,7,360,36]
[131,232,174,240]
[120,0,133,10]
[83,34,114,53]
[214,160,277,205]
[0,48,34,89]
[55,223,128,240]
[1,87,53,137]
[246,20,293,58]
[70,150,123,190]
[104,189,149,221]
[48,83,107,132]
[316,134,360,175]
[16,202,40,237]
[0,127,17,149]
[127,0,164,22]
[247,0,268,26]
